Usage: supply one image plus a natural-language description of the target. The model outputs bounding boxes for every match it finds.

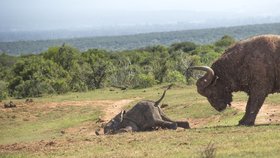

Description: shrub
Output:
[13,80,54,98]
[0,81,8,100]
[164,70,186,83]
[199,142,217,158]
[52,79,70,94]
[133,73,157,88]
[214,35,235,48]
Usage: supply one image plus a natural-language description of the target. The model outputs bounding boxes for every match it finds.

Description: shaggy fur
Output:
[196,35,280,126]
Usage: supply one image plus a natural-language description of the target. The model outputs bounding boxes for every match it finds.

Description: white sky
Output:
[0,0,280,30]
[1,0,278,12]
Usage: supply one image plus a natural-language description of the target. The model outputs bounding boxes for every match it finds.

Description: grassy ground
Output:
[1,84,280,158]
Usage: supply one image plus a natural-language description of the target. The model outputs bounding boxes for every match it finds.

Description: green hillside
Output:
[1,23,280,55]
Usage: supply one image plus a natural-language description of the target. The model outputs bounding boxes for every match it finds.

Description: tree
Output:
[82,49,113,89]
[0,80,8,100]
[109,54,138,88]
[43,44,80,71]
[164,70,186,83]
[133,73,157,88]
[9,56,70,97]
[214,35,236,48]
[43,45,90,91]
[0,53,18,68]
[169,42,197,53]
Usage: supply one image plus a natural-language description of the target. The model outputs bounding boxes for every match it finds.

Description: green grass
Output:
[1,84,280,158]
[0,105,100,144]
[6,125,280,158]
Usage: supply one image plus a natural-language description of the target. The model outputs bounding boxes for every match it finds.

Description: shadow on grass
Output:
[193,123,280,130]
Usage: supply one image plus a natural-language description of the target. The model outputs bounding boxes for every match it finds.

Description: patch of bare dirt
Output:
[187,116,221,128]
[6,99,135,121]
[0,98,136,153]
[62,99,135,136]
[186,102,280,128]
[0,139,80,153]
[231,102,280,124]
[1,99,135,123]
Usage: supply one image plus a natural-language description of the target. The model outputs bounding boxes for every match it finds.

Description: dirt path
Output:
[39,99,135,121]
[231,102,280,124]
[0,98,136,152]
[187,101,280,128]
[101,99,135,121]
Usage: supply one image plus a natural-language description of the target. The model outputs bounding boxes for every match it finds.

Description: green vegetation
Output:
[0,35,233,99]
[1,23,280,55]
[1,85,280,158]
[1,31,280,157]
[0,105,100,144]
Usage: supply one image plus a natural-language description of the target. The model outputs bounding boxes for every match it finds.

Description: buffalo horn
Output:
[120,110,125,122]
[188,66,215,88]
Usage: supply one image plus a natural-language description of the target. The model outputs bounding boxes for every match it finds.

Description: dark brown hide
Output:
[191,35,280,126]
[103,85,190,134]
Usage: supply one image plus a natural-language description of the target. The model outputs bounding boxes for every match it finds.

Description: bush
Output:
[169,41,197,53]
[214,35,235,48]
[164,70,186,83]
[52,79,70,94]
[133,73,157,88]
[0,81,8,100]
[13,80,54,98]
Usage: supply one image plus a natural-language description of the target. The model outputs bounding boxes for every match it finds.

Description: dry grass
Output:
[1,84,280,158]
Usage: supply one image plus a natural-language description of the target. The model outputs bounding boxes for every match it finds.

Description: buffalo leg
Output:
[176,121,190,129]
[238,91,267,126]
[160,112,190,129]
[154,119,177,130]
[119,122,139,133]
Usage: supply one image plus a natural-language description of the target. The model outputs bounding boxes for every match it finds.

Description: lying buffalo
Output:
[102,85,190,134]
[189,35,280,126]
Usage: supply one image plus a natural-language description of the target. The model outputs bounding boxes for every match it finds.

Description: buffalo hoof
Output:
[238,120,255,126]
[182,122,190,129]
[177,122,190,129]
[170,123,177,130]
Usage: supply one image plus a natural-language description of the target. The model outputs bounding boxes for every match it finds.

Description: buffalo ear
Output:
[212,76,219,86]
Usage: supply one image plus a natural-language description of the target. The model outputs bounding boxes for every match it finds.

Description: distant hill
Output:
[1,23,280,55]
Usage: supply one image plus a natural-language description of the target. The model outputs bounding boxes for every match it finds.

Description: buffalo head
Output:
[104,110,126,134]
[189,66,232,111]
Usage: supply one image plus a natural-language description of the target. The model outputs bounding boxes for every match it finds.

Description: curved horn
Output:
[188,66,215,88]
[120,110,125,122]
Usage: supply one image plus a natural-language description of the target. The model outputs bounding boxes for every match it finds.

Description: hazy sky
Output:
[1,0,280,31]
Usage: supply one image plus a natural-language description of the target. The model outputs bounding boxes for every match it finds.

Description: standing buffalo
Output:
[189,35,280,126]
[102,85,190,134]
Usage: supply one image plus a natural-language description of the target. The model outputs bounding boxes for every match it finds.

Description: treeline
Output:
[0,36,235,100]
[1,23,280,55]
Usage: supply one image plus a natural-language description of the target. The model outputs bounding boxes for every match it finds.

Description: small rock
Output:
[25,98,34,103]
[95,129,100,136]
[4,101,16,108]
[45,141,56,146]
